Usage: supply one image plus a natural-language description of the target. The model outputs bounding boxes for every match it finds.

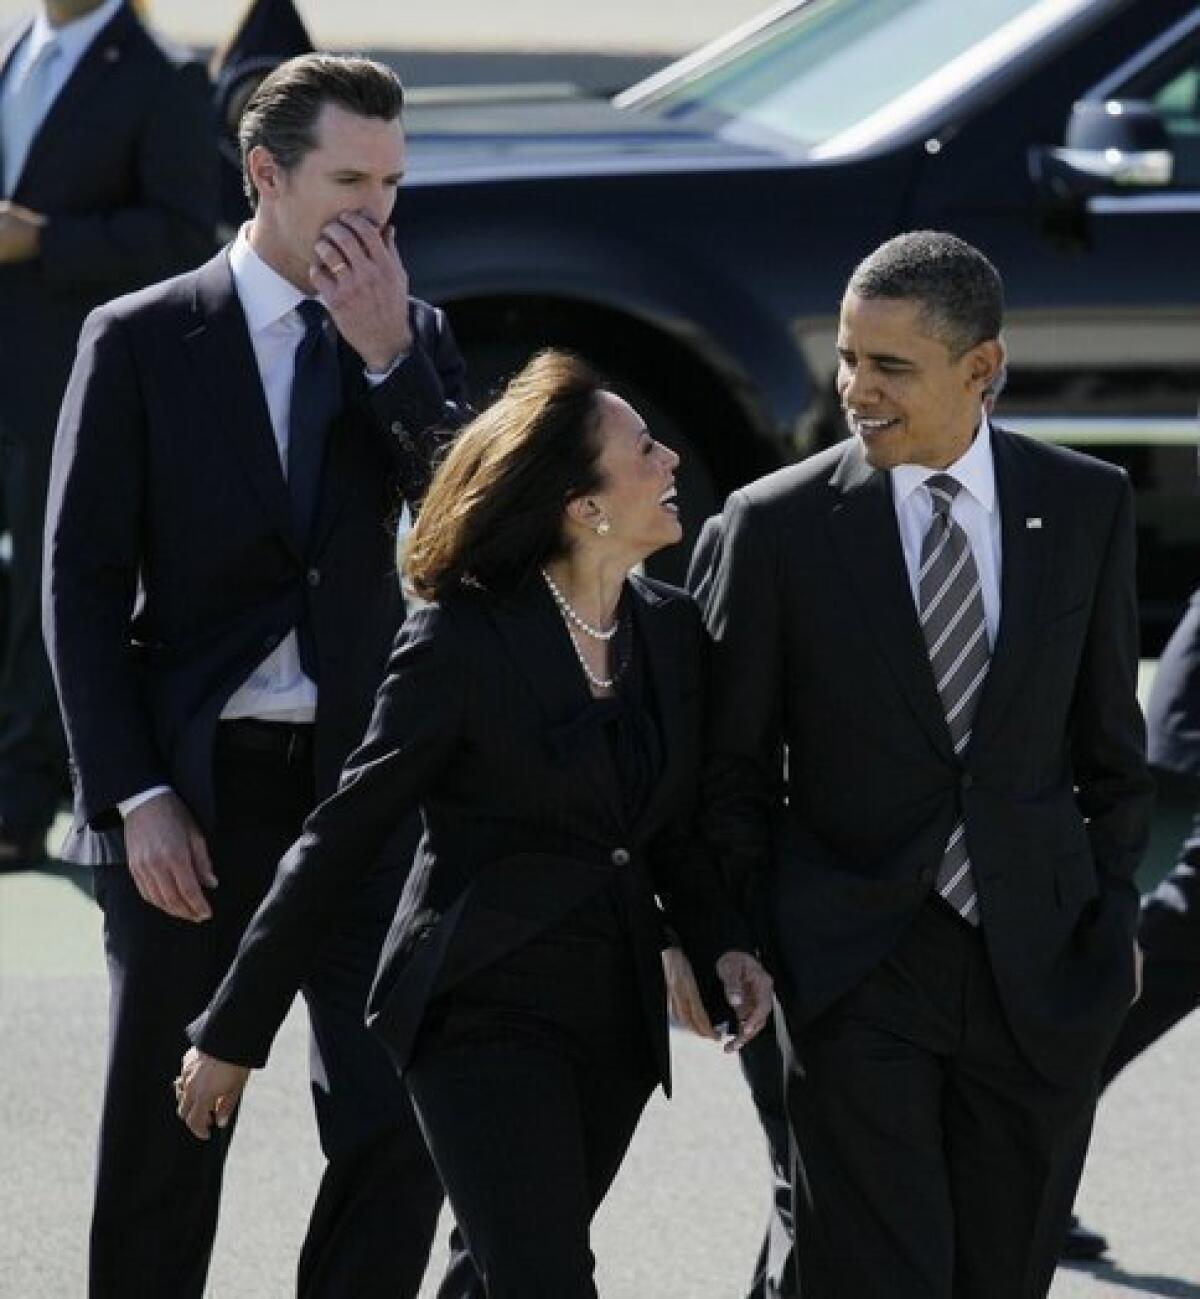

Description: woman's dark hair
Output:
[238,54,404,209]
[404,350,609,601]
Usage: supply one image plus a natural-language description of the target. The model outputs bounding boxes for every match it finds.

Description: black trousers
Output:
[0,427,68,836]
[782,899,1099,1299]
[88,726,443,1299]
[408,894,658,1299]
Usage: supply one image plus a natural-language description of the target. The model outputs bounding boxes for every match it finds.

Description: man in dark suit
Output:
[699,231,1152,1298]
[1066,586,1200,1259]
[0,0,216,866]
[210,0,313,236]
[44,53,467,1299]
[683,512,797,1299]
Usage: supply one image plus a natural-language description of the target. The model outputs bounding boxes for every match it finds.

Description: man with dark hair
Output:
[45,51,466,1299]
[699,230,1151,1297]
[0,0,216,870]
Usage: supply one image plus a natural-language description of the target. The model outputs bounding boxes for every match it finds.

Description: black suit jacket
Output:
[700,427,1153,1083]
[44,246,469,863]
[0,3,216,442]
[1147,587,1200,782]
[191,575,750,1090]
[1139,587,1200,960]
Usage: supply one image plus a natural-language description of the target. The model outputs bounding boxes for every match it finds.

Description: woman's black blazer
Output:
[191,572,748,1090]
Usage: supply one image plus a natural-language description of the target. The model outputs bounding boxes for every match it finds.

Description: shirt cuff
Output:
[364,350,410,387]
[118,785,172,819]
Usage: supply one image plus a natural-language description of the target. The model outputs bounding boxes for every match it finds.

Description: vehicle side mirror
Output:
[1031,99,1174,198]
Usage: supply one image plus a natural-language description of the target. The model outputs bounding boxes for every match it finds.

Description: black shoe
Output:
[1061,1215,1110,1262]
[0,827,50,874]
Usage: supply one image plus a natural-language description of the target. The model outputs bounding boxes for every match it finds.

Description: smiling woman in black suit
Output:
[174,348,772,1297]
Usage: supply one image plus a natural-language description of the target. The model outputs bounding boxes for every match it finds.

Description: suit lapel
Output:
[487,575,626,830]
[0,20,31,81]
[972,427,1051,747]
[627,577,682,834]
[826,441,955,762]
[13,6,134,197]
[183,249,300,559]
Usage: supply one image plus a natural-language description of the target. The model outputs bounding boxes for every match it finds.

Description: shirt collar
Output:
[891,415,997,514]
[32,0,123,64]
[229,225,311,335]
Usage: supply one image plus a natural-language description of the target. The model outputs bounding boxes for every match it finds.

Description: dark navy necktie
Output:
[288,299,340,553]
[287,299,341,678]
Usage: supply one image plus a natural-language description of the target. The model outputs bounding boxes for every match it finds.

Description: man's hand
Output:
[0,201,45,263]
[309,213,412,371]
[662,946,719,1040]
[175,1045,251,1140]
[715,950,774,1053]
[124,791,217,922]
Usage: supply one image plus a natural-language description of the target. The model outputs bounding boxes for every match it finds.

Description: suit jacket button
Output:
[611,847,631,866]
[263,632,280,652]
[391,420,407,437]
[960,772,974,790]
[919,867,936,886]
[306,567,322,587]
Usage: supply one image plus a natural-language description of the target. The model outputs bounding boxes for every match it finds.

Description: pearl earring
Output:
[596,519,611,537]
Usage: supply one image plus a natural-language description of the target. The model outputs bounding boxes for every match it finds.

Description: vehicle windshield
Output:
[618,0,1088,154]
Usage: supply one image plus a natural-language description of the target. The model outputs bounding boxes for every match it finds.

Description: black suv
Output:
[396,0,1200,646]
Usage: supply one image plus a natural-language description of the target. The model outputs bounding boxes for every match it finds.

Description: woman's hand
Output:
[662,946,719,1040]
[715,950,774,1053]
[175,1046,251,1140]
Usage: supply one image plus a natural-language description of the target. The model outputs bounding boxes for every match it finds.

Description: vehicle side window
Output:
[1121,37,1200,188]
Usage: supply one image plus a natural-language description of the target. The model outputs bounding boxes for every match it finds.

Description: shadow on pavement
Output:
[1061,1261,1200,1297]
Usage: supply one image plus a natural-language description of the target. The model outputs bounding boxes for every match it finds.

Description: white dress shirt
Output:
[220,228,322,723]
[0,0,124,194]
[890,416,1003,649]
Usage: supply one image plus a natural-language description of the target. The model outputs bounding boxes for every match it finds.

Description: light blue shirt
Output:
[890,415,1003,649]
[1,0,124,192]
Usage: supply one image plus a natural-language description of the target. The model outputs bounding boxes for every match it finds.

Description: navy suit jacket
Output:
[44,246,469,864]
[0,2,216,443]
[1139,587,1200,959]
[1147,587,1200,783]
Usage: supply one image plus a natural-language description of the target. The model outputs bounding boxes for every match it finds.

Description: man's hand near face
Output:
[309,212,413,372]
[0,202,46,263]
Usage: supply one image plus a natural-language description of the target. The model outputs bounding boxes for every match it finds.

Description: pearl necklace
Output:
[565,624,622,692]
[540,567,619,641]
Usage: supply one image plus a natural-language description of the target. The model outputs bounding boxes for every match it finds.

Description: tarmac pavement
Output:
[0,2,1196,1294]
[1,854,1197,1298]
[0,2,770,56]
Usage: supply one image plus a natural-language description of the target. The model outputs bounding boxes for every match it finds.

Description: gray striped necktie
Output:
[918,474,990,925]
